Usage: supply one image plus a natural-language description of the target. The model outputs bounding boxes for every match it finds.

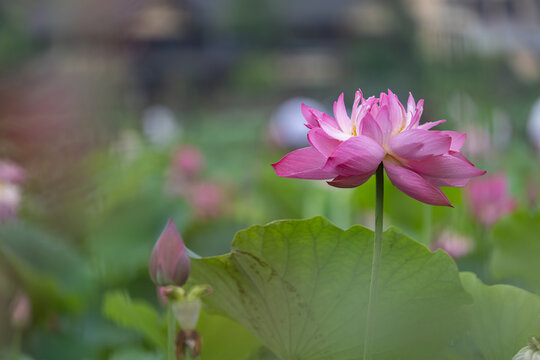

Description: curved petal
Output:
[403,93,416,128]
[301,103,323,129]
[319,112,339,129]
[439,131,466,151]
[406,92,416,113]
[327,173,374,188]
[333,93,352,134]
[359,113,383,144]
[389,129,452,160]
[272,147,336,179]
[424,175,471,187]
[407,99,424,129]
[350,89,363,122]
[450,151,473,165]
[383,160,452,207]
[418,119,445,130]
[307,128,342,157]
[368,101,380,119]
[408,154,486,179]
[318,113,350,141]
[323,135,385,176]
[387,90,405,133]
[375,107,392,144]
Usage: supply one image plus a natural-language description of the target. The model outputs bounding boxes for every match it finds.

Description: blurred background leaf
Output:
[446,272,540,360]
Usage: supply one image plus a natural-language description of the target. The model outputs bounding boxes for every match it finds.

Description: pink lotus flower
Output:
[188,181,226,220]
[149,219,191,287]
[272,89,486,206]
[430,230,473,259]
[465,174,517,227]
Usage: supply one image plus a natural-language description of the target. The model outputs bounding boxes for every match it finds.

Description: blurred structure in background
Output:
[409,0,540,75]
[528,98,540,151]
[268,98,325,149]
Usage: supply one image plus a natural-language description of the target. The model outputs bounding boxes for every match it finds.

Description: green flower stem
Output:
[422,205,433,246]
[168,302,176,360]
[478,225,491,283]
[363,163,384,360]
[11,329,21,360]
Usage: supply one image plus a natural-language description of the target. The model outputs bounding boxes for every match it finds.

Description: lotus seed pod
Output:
[172,299,201,331]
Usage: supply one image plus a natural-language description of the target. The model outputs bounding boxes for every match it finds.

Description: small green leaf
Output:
[102,291,166,350]
[191,217,471,360]
[458,272,540,360]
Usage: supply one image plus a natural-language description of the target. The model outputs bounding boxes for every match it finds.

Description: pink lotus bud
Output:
[149,219,190,287]
[430,230,473,259]
[465,174,517,227]
[10,291,31,329]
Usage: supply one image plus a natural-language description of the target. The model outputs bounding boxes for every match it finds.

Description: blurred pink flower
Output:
[461,124,491,159]
[0,160,25,222]
[465,174,517,227]
[10,291,31,329]
[188,181,226,220]
[149,219,191,287]
[272,89,485,206]
[0,161,25,184]
[0,181,21,222]
[431,230,473,259]
[172,146,204,180]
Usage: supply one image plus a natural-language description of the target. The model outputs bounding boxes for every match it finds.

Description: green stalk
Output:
[11,329,21,360]
[363,163,384,360]
[168,302,176,360]
[422,205,433,246]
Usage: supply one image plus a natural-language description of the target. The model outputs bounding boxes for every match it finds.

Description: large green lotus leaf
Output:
[197,311,264,360]
[490,211,540,293]
[190,217,471,360]
[458,272,540,360]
